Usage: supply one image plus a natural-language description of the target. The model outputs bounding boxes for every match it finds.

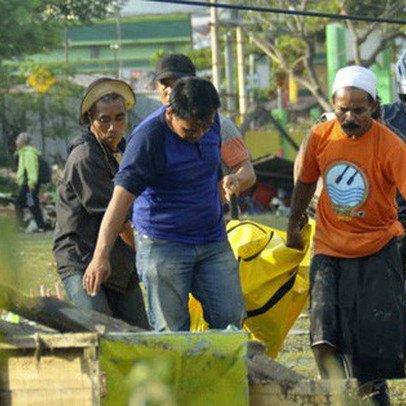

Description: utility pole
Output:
[224,31,236,113]
[110,44,119,78]
[115,7,122,79]
[0,95,8,160]
[249,52,255,103]
[40,95,46,156]
[64,26,70,64]
[236,25,248,119]
[210,0,221,93]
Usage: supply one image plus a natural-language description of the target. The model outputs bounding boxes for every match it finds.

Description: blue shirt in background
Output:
[114,106,226,243]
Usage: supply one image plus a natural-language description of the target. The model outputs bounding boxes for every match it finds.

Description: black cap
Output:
[155,54,196,82]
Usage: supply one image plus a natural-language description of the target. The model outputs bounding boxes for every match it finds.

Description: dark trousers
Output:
[15,183,44,229]
[310,238,406,382]
[63,272,150,330]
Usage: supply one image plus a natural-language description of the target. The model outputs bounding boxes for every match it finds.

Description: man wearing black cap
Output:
[53,77,149,329]
[83,77,245,332]
[155,54,256,202]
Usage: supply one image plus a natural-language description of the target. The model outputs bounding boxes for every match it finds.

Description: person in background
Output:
[15,132,45,232]
[83,77,245,332]
[382,49,406,261]
[53,77,149,329]
[287,66,406,405]
[382,49,406,141]
[154,54,256,202]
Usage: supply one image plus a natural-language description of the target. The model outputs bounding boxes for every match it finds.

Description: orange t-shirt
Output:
[300,118,406,258]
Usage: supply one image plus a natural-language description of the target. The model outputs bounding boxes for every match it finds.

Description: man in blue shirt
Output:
[83,77,245,331]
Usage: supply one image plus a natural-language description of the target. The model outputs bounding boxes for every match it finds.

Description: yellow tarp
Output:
[100,331,249,406]
[190,220,314,358]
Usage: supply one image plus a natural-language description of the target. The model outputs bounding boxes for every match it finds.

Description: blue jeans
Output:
[62,273,150,330]
[135,234,246,331]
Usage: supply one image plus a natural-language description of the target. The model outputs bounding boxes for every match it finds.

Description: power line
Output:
[147,0,406,25]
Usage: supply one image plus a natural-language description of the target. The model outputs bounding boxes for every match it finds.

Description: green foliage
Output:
[0,0,124,61]
[185,47,212,71]
[0,176,17,193]
[0,0,123,148]
[347,0,396,18]
[239,0,405,110]
[0,0,59,60]
[42,0,125,23]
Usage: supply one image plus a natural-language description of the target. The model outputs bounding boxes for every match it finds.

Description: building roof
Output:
[68,14,192,46]
[31,14,192,75]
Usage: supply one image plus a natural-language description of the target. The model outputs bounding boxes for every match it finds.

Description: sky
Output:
[121,0,206,16]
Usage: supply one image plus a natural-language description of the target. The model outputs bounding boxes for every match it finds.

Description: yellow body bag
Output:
[189,219,314,358]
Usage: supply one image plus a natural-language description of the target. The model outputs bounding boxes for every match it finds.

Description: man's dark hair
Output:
[87,93,125,122]
[169,77,221,123]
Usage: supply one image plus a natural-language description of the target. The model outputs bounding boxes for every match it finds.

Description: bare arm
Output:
[286,180,318,249]
[83,185,136,296]
[294,142,306,184]
[222,160,256,201]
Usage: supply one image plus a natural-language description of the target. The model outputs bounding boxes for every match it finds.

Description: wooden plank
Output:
[0,284,144,333]
[0,345,100,406]
[0,388,95,406]
[0,332,98,350]
[0,352,94,390]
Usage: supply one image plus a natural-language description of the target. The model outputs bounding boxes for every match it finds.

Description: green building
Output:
[36,14,192,76]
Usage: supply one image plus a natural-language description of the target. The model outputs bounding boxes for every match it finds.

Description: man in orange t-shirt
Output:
[287,66,406,405]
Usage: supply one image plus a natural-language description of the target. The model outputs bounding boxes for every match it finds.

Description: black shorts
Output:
[310,238,406,382]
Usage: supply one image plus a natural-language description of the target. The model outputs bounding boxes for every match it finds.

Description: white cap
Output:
[332,65,377,100]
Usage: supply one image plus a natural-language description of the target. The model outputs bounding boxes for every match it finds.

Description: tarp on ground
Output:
[100,331,249,406]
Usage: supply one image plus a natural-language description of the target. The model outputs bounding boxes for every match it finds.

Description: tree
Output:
[42,0,125,23]
[342,0,405,67]
[0,0,57,60]
[0,0,124,159]
[0,0,124,61]
[236,0,406,110]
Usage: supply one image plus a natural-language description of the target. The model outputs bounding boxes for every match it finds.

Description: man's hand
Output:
[222,174,240,202]
[119,220,135,251]
[82,258,111,296]
[81,186,136,296]
[286,224,304,250]
[286,213,308,250]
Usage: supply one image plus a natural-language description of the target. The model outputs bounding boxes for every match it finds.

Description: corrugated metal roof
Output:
[68,15,192,44]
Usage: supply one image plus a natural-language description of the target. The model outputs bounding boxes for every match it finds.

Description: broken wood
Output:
[0,284,145,334]
[0,320,57,337]
[246,341,359,405]
[246,341,305,386]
